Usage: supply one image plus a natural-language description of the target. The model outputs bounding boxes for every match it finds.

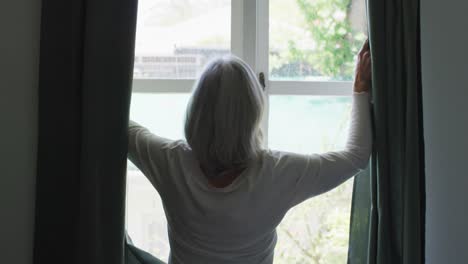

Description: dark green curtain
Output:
[348,0,425,263]
[34,0,137,263]
[126,245,165,264]
[125,234,166,264]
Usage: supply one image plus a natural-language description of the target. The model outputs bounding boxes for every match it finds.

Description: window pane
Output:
[126,170,170,261]
[126,93,190,262]
[269,96,353,264]
[269,0,367,81]
[268,96,351,153]
[129,93,190,139]
[134,0,231,79]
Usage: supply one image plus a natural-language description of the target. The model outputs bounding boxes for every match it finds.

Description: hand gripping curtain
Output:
[347,0,425,263]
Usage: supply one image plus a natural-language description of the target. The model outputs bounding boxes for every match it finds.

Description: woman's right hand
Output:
[353,39,372,93]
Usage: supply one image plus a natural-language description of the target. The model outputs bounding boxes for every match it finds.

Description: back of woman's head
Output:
[184,55,265,179]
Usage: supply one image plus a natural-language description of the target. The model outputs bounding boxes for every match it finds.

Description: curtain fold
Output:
[347,0,425,263]
[126,243,166,264]
[34,0,138,263]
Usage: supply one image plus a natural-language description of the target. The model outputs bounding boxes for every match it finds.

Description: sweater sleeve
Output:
[269,92,372,207]
[128,120,174,193]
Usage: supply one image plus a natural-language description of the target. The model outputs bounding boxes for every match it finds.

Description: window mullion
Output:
[132,79,194,93]
[256,0,269,78]
[231,0,244,58]
[269,81,354,96]
[256,0,270,148]
[241,0,258,70]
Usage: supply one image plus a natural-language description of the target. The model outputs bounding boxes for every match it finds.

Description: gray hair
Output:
[184,55,265,179]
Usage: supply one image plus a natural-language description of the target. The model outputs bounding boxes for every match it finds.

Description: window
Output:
[133,0,231,80]
[126,0,367,263]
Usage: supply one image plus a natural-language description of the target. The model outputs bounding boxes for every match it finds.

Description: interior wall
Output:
[0,0,41,263]
[421,0,468,263]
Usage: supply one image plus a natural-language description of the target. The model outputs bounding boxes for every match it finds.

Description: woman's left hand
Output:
[353,39,372,93]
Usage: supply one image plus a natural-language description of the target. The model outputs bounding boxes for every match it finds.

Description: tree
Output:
[272,0,366,81]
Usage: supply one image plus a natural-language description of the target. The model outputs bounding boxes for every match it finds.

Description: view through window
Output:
[132,0,231,79]
[126,0,367,263]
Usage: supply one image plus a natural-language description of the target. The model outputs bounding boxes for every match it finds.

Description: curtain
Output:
[33,0,138,263]
[126,244,165,264]
[125,233,166,264]
[347,0,425,263]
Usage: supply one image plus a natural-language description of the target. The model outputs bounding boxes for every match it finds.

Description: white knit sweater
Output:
[127,92,372,264]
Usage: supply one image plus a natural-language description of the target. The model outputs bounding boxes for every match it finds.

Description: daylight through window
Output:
[126,0,367,263]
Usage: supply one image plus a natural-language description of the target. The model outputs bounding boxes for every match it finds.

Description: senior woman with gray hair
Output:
[128,40,372,264]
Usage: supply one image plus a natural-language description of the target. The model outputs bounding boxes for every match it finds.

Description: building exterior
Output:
[134,47,230,79]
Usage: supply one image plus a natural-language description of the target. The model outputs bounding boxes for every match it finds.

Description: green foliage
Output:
[273,0,367,81]
[275,179,354,264]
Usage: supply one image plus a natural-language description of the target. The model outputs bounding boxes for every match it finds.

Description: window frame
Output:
[131,0,354,147]
[127,0,358,259]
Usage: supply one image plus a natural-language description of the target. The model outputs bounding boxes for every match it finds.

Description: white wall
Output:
[421,0,468,263]
[0,0,41,263]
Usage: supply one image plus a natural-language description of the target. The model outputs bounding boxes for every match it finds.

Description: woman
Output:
[128,40,372,264]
